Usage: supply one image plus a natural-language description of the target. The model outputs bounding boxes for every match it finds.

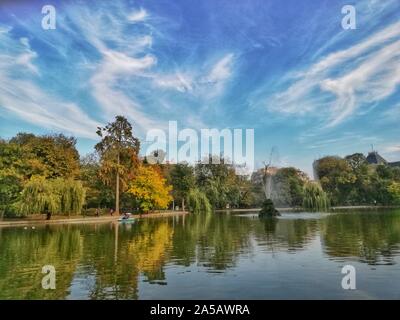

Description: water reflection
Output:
[321,211,400,265]
[0,209,399,299]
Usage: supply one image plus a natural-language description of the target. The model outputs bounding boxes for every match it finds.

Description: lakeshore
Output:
[2,205,400,228]
[0,210,188,228]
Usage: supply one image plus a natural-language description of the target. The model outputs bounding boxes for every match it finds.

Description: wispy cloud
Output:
[0,30,101,139]
[154,72,193,93]
[153,53,235,98]
[267,18,400,127]
[203,53,234,84]
[128,8,148,23]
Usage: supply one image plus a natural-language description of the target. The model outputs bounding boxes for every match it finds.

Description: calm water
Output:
[1,210,400,299]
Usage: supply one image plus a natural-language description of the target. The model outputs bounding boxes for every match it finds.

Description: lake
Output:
[1,209,400,299]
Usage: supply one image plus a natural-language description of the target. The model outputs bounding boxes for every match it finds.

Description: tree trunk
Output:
[116,152,120,215]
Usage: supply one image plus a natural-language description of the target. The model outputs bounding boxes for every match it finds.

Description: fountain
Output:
[259,148,281,217]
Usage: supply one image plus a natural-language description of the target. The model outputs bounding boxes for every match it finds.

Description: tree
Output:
[195,156,238,209]
[95,116,140,214]
[10,133,80,178]
[18,176,86,219]
[80,153,114,209]
[127,165,172,212]
[315,156,356,204]
[0,134,81,217]
[345,153,367,171]
[302,182,330,211]
[387,182,400,204]
[186,188,211,214]
[169,163,195,211]
[271,167,307,207]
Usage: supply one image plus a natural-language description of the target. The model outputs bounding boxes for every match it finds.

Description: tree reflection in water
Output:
[0,209,399,299]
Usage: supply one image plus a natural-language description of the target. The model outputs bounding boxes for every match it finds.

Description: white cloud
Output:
[154,73,193,93]
[384,145,400,153]
[154,53,235,98]
[268,20,400,127]
[128,8,148,23]
[0,32,101,139]
[15,37,39,75]
[204,53,234,84]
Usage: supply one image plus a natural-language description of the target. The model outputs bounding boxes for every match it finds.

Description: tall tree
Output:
[95,116,140,214]
[80,153,114,209]
[169,163,195,211]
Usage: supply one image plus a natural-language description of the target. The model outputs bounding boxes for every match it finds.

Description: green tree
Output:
[95,116,140,214]
[18,176,86,219]
[345,153,367,171]
[10,133,80,178]
[271,167,307,207]
[316,156,356,204]
[80,153,114,209]
[387,182,400,204]
[302,182,330,211]
[195,156,237,209]
[0,134,81,217]
[186,188,212,214]
[169,163,195,211]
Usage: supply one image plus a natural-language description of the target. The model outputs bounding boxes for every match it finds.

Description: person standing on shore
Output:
[109,208,114,216]
[95,208,100,217]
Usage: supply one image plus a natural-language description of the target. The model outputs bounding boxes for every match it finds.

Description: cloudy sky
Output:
[0,0,399,176]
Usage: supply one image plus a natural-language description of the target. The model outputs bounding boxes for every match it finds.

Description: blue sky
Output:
[0,0,399,176]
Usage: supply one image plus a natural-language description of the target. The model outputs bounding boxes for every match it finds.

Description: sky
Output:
[0,0,399,177]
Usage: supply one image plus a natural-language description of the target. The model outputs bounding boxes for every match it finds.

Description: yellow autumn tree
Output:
[128,165,172,212]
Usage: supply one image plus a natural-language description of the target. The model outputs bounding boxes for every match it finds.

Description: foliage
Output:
[18,176,86,216]
[127,165,172,212]
[186,188,212,214]
[387,182,400,204]
[302,182,330,211]
[10,133,80,178]
[80,153,114,208]
[194,156,250,209]
[316,156,356,205]
[271,167,307,207]
[345,153,367,171]
[95,116,140,213]
[0,134,81,217]
[315,155,400,206]
[169,163,195,210]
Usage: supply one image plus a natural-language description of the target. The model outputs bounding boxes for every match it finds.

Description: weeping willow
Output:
[186,188,212,214]
[302,182,330,212]
[18,176,86,216]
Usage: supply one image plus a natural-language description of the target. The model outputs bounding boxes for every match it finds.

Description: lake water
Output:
[1,209,400,299]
